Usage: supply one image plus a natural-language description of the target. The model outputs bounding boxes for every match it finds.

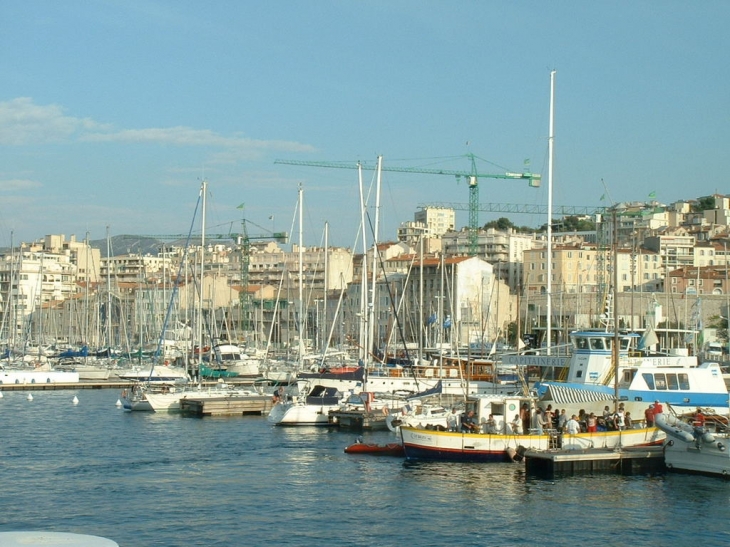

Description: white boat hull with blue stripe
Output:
[534,331,729,417]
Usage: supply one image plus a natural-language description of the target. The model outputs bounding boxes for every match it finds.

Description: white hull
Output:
[0,369,79,384]
[77,368,111,381]
[115,365,189,383]
[663,437,730,477]
[300,375,516,397]
[655,412,730,477]
[267,401,339,426]
[143,385,259,412]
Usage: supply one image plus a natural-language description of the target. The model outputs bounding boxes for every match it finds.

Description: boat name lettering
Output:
[502,356,567,367]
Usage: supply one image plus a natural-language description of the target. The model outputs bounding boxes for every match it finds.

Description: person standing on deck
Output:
[533,408,546,435]
[644,404,655,427]
[653,400,664,415]
[520,403,531,435]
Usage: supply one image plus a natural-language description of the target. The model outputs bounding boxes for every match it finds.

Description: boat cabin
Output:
[462,395,535,434]
[566,331,638,386]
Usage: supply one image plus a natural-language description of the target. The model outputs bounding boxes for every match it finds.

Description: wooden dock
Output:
[523,446,665,476]
[179,395,273,416]
[0,380,133,392]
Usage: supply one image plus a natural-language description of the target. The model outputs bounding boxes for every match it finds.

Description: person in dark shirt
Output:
[461,410,479,433]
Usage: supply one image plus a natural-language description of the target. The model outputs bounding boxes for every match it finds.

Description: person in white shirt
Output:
[565,415,581,435]
[511,414,523,435]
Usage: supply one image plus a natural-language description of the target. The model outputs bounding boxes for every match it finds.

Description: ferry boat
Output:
[532,330,729,418]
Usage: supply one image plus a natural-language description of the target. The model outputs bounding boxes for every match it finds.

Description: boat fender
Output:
[505,447,517,462]
[385,415,401,433]
[717,442,725,452]
[701,432,716,444]
[382,406,389,416]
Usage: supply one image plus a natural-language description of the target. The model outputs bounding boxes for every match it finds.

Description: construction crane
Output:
[134,225,288,332]
[274,153,541,255]
[420,201,606,217]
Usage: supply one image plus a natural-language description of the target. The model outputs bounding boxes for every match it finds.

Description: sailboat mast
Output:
[198,179,207,370]
[368,155,382,363]
[298,183,305,369]
[106,226,111,350]
[546,69,555,356]
[358,163,368,363]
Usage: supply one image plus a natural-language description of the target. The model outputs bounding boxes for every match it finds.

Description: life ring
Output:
[382,406,389,416]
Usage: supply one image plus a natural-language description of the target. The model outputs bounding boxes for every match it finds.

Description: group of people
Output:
[444,400,675,436]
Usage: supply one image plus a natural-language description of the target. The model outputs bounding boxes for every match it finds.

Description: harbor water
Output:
[1,390,729,547]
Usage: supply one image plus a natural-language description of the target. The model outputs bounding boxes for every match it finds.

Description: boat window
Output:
[642,373,655,390]
[605,338,612,350]
[590,338,604,350]
[654,373,667,390]
[620,338,630,350]
[666,373,679,390]
[575,337,588,350]
[678,373,690,390]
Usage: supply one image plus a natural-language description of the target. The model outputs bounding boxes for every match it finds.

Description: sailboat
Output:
[267,185,349,425]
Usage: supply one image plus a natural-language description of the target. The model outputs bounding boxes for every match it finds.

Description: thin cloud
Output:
[0,97,316,161]
[84,126,317,161]
[0,178,43,191]
[0,98,102,145]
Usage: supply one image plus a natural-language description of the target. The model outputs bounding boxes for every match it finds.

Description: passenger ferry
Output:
[533,330,729,417]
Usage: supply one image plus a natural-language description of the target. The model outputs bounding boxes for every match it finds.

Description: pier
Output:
[179,395,273,416]
[0,380,133,391]
[328,408,389,430]
[523,446,665,476]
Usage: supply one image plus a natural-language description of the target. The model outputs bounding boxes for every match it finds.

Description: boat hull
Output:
[267,401,339,425]
[0,369,79,384]
[344,442,405,457]
[400,426,663,463]
[663,437,730,477]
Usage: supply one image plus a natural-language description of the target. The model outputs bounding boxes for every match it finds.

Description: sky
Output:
[1,1,729,251]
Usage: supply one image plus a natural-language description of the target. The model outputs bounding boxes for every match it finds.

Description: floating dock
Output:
[328,409,389,430]
[0,380,133,391]
[523,446,665,476]
[179,395,273,416]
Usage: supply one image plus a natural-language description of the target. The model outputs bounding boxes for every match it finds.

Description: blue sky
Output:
[1,1,728,250]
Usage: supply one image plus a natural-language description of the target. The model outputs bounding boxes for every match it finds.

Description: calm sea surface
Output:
[1,389,729,547]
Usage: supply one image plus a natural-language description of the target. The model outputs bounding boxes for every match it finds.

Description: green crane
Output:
[274,153,541,255]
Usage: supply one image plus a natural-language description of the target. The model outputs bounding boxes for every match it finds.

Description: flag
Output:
[443,315,452,329]
[600,194,606,201]
[237,203,245,209]
[648,191,656,199]
[426,312,437,326]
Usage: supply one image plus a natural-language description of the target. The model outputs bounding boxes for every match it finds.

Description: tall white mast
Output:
[298,183,305,370]
[358,163,368,363]
[546,69,556,356]
[197,180,206,369]
[368,156,383,363]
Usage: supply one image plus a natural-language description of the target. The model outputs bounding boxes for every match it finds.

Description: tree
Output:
[692,196,716,212]
[707,314,728,344]
[484,217,514,231]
